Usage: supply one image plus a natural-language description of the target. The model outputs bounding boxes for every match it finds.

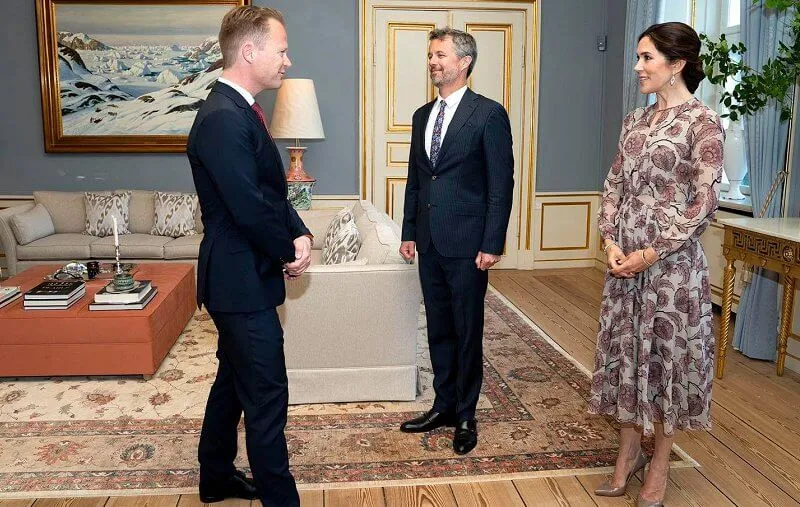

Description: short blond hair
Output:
[219,6,285,68]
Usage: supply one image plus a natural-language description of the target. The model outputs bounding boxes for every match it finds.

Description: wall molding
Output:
[532,191,602,269]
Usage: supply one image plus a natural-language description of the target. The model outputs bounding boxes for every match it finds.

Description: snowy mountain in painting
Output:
[58,44,132,115]
[62,60,222,135]
[184,36,220,62]
[58,31,110,51]
[59,37,223,135]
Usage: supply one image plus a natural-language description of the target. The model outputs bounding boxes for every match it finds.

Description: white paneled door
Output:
[362,0,537,269]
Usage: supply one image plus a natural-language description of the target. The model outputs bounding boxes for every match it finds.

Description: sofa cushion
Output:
[355,214,388,264]
[151,191,199,237]
[90,234,171,259]
[33,191,87,234]
[124,190,156,234]
[164,234,202,259]
[194,200,204,234]
[85,191,131,237]
[16,233,96,260]
[10,204,55,245]
[298,209,341,250]
[323,207,354,251]
[323,220,362,264]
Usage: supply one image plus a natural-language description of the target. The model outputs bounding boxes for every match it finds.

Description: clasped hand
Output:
[398,242,501,270]
[283,236,312,280]
[606,245,652,279]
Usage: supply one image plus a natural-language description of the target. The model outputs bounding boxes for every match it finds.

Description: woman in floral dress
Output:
[588,22,724,507]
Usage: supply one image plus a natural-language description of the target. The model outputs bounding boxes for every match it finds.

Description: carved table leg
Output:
[717,256,736,379]
[777,273,795,377]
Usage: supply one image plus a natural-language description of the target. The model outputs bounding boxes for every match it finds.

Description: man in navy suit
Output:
[187,6,310,507]
[399,28,514,455]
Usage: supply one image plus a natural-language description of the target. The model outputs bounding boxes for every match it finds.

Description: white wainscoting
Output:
[532,192,601,269]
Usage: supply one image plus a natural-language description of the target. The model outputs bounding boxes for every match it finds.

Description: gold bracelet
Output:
[603,242,616,253]
[640,249,654,267]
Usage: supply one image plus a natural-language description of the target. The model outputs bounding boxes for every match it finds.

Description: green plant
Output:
[699,0,800,121]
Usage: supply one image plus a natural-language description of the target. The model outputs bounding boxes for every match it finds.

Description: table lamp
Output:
[269,78,325,209]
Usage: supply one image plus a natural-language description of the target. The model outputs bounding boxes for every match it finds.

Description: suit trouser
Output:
[198,308,300,507]
[418,243,489,421]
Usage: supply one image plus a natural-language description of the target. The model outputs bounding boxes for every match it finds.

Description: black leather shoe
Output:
[199,470,259,503]
[453,419,478,455]
[400,410,456,433]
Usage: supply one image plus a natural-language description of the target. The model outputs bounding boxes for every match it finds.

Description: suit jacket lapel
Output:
[436,88,478,166]
[418,99,436,171]
[213,81,287,192]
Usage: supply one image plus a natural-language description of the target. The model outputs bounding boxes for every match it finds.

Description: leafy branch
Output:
[699,0,799,121]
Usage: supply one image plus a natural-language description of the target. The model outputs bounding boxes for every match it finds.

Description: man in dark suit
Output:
[399,28,514,455]
[187,6,310,507]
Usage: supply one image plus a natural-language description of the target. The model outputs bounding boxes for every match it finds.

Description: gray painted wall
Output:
[600,0,628,190]
[536,0,618,191]
[0,0,620,195]
[0,0,358,195]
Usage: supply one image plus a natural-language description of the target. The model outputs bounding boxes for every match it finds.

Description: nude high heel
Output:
[594,449,649,497]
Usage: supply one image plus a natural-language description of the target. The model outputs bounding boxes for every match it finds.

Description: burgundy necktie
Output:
[251,102,269,132]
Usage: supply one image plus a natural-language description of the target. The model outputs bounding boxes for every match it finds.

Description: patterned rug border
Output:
[487,286,700,470]
[0,461,700,499]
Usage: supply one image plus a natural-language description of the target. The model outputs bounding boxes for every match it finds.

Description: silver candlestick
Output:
[112,244,134,290]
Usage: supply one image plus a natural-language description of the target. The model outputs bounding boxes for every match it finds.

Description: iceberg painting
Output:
[36,0,249,152]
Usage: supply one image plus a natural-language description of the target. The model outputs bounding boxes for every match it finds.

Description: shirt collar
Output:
[436,85,468,110]
[217,77,255,106]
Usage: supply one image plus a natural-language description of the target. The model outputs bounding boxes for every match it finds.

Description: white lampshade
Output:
[269,79,325,140]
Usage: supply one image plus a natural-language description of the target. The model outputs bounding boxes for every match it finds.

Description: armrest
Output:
[278,264,422,369]
[0,203,35,276]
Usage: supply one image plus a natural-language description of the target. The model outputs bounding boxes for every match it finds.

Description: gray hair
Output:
[429,27,477,77]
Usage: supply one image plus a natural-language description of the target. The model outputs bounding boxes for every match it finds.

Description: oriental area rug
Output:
[0,288,695,498]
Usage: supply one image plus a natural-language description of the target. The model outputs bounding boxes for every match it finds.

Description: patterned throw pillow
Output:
[84,191,131,237]
[151,191,199,237]
[323,207,354,251]
[322,220,362,264]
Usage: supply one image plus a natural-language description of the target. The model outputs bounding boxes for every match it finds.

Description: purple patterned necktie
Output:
[429,100,447,166]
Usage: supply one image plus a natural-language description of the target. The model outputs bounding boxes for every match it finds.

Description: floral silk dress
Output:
[588,97,724,436]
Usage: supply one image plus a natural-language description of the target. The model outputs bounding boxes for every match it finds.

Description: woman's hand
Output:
[609,248,657,278]
[605,243,626,274]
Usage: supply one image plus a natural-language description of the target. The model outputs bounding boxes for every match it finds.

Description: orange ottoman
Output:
[0,263,195,377]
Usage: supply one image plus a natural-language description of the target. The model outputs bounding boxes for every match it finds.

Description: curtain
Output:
[623,0,658,114]
[732,0,795,360]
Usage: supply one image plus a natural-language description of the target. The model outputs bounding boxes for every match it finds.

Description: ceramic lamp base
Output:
[288,181,315,210]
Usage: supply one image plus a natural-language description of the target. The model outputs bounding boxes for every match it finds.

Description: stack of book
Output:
[24,280,86,310]
[0,286,22,309]
[89,280,158,311]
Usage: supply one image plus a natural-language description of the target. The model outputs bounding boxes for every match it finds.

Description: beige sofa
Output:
[281,200,421,404]
[0,190,203,276]
[0,193,421,404]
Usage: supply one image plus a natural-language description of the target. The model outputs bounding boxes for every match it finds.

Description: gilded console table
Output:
[717,217,800,378]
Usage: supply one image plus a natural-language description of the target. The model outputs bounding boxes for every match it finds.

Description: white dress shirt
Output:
[217,77,255,106]
[424,85,469,159]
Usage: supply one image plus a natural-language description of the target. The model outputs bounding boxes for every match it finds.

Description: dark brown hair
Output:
[219,6,285,68]
[638,22,705,93]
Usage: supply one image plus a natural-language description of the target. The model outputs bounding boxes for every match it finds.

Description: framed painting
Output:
[36,0,250,153]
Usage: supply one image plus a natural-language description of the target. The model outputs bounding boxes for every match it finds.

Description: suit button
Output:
[432,175,438,180]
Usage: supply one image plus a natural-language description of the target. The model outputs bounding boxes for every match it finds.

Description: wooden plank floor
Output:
[2,268,799,506]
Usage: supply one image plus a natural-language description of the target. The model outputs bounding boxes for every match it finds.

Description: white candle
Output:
[112,215,119,247]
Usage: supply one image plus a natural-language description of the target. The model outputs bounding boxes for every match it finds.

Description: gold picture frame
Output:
[35,0,250,153]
